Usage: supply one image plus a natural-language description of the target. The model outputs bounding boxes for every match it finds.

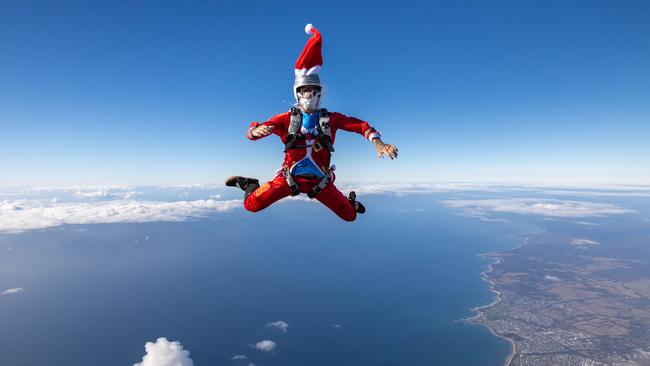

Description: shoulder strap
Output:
[288,107,302,135]
[317,108,335,152]
[285,107,303,152]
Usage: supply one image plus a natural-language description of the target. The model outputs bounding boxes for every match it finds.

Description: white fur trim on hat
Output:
[294,65,322,76]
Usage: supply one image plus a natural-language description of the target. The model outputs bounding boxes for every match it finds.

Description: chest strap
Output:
[284,108,335,152]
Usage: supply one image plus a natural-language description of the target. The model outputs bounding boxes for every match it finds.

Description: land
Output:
[467,231,650,366]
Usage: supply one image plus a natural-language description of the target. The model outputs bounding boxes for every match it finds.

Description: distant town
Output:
[467,232,650,365]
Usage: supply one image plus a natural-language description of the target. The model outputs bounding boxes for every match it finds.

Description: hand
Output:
[251,125,274,138]
[373,139,398,160]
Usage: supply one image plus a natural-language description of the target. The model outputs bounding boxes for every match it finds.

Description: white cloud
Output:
[253,340,276,352]
[532,183,650,198]
[338,182,510,196]
[1,287,25,295]
[573,220,600,226]
[231,355,248,360]
[124,191,143,199]
[571,238,600,246]
[74,190,111,198]
[3,183,644,234]
[396,208,425,213]
[441,198,634,219]
[337,182,650,198]
[544,275,562,282]
[331,323,342,328]
[265,320,289,333]
[541,189,650,198]
[2,185,134,194]
[157,184,222,189]
[74,189,143,200]
[0,198,241,233]
[133,337,193,366]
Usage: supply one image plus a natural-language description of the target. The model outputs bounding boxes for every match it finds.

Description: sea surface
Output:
[3,186,642,366]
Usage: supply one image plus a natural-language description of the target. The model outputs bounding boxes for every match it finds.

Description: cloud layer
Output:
[338,182,511,195]
[0,198,241,233]
[133,337,193,366]
[441,198,634,218]
[1,183,644,233]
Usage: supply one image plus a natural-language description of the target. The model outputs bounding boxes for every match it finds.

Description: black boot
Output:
[225,176,260,199]
[348,191,366,214]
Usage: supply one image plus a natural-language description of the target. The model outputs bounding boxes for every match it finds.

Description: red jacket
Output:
[247,110,379,174]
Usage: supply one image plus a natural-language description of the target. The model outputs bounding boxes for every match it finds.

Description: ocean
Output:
[0,190,551,365]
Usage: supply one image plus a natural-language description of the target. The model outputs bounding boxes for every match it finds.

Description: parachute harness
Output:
[282,107,335,198]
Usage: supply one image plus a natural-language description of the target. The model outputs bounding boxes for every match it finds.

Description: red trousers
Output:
[244,174,357,222]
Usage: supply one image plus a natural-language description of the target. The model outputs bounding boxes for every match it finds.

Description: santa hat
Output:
[294,24,322,97]
[295,24,322,77]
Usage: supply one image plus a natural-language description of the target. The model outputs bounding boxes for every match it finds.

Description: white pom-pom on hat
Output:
[305,23,315,34]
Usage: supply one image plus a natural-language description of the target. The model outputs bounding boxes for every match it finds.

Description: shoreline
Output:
[478,255,517,366]
[464,241,530,366]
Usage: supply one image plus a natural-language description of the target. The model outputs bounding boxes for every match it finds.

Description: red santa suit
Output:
[244,111,380,221]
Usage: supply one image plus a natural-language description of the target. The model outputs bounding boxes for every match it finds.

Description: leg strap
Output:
[307,169,332,199]
[282,168,300,196]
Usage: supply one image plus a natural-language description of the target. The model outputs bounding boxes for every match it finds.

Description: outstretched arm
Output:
[332,112,398,160]
[248,124,275,139]
[246,113,287,141]
[371,137,399,160]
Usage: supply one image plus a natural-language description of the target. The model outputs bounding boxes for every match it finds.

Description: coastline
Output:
[464,226,650,365]
[465,244,528,366]
[477,254,517,366]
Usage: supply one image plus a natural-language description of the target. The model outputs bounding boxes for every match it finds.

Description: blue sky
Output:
[1,0,648,186]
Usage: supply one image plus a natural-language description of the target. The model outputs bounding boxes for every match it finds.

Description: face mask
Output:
[296,89,321,112]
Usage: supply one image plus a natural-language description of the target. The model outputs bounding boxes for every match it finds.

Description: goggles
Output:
[296,87,321,98]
